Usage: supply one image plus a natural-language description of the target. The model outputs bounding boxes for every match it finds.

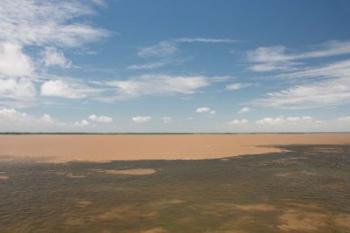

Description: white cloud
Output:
[250,116,330,132]
[247,46,299,72]
[40,113,55,124]
[74,119,90,127]
[338,116,350,122]
[132,116,152,123]
[196,107,215,114]
[106,74,211,99]
[229,118,248,125]
[0,42,36,105]
[72,114,113,128]
[88,114,113,123]
[0,0,107,107]
[40,79,96,99]
[0,108,28,122]
[238,107,250,114]
[42,47,71,68]
[226,83,251,91]
[0,42,34,77]
[0,0,108,47]
[0,108,65,131]
[162,116,172,124]
[224,115,349,132]
[0,108,118,132]
[256,116,313,125]
[196,107,210,113]
[0,78,36,100]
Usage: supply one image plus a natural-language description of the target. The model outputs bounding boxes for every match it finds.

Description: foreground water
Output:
[1,145,350,233]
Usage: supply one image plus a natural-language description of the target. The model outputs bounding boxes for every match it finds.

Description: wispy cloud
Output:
[247,40,350,72]
[138,41,178,58]
[246,40,350,109]
[256,78,350,109]
[277,59,350,79]
[0,0,108,107]
[138,37,237,58]
[175,38,238,44]
[127,61,168,70]
[0,0,108,47]
[104,74,216,99]
[255,59,350,109]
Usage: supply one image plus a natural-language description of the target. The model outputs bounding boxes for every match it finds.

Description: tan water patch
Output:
[233,203,277,212]
[286,203,324,210]
[220,158,231,161]
[65,217,86,226]
[276,171,318,178]
[217,216,257,233]
[147,199,185,208]
[50,171,86,178]
[308,147,344,154]
[278,209,329,232]
[140,227,167,233]
[76,200,92,208]
[94,168,157,176]
[1,134,349,162]
[66,173,86,178]
[0,175,9,180]
[335,214,350,230]
[204,203,277,215]
[96,206,157,222]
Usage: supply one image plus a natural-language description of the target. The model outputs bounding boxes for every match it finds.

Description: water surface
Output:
[1,145,350,233]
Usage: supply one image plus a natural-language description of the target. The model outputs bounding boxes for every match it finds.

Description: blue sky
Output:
[1,0,350,132]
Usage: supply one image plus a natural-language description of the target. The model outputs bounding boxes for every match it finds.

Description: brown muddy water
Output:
[1,145,350,233]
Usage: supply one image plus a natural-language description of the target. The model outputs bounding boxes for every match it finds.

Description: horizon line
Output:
[1,132,350,135]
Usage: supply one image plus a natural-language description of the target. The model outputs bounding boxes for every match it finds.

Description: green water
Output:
[1,145,350,233]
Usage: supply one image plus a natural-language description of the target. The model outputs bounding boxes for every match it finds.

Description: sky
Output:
[1,0,350,132]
